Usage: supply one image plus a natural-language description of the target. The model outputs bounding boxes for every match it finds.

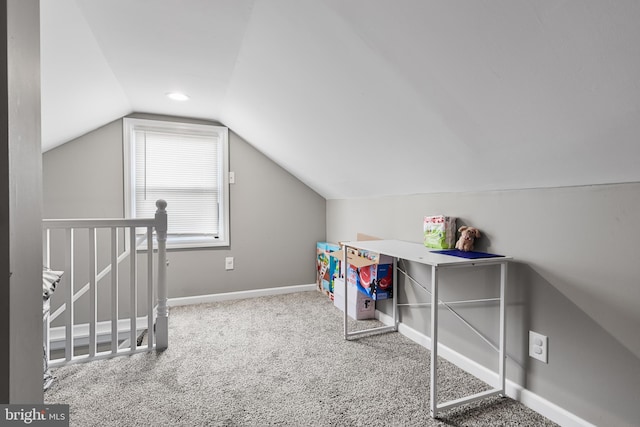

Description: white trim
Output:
[375,310,596,427]
[517,389,597,427]
[167,284,317,307]
[122,117,230,248]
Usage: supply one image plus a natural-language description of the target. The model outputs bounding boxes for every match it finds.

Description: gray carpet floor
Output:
[45,291,557,426]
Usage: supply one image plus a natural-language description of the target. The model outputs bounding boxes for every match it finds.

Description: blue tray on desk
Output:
[431,249,504,259]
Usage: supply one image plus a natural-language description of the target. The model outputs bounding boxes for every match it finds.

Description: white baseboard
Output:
[167,283,316,307]
[375,310,596,427]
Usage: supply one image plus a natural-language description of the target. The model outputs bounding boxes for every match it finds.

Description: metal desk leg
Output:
[499,261,508,395]
[429,261,508,417]
[343,245,399,340]
[343,245,349,340]
[393,256,398,331]
[430,265,439,418]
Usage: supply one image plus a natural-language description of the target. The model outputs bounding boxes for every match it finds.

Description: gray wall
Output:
[0,0,43,403]
[43,114,326,299]
[327,184,640,427]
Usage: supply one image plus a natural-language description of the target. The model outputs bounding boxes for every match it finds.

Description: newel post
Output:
[155,199,168,350]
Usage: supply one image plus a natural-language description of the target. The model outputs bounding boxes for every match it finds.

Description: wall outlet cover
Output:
[529,331,548,363]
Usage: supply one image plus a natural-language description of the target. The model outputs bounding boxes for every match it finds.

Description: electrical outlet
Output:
[225,257,234,270]
[529,331,548,363]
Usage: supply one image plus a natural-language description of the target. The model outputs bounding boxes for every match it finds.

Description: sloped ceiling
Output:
[41,0,640,200]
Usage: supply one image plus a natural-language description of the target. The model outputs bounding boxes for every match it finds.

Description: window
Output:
[123,118,229,248]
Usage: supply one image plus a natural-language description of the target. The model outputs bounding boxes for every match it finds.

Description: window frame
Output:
[123,117,230,249]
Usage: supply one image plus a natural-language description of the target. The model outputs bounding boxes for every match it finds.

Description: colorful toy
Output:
[316,242,340,296]
[424,215,457,249]
[455,226,481,252]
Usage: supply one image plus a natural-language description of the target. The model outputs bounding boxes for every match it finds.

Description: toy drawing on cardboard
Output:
[455,226,481,252]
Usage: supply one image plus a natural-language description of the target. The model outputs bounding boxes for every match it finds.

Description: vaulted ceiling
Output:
[41,0,640,199]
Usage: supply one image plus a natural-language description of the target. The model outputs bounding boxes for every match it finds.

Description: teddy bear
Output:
[455,226,481,252]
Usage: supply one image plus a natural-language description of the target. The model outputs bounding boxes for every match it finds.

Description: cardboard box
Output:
[333,277,375,320]
[316,242,341,296]
[345,249,394,300]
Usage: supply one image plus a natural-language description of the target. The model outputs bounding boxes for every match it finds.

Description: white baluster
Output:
[129,227,137,351]
[147,226,154,349]
[89,228,97,357]
[155,199,168,350]
[65,228,74,362]
[110,227,119,354]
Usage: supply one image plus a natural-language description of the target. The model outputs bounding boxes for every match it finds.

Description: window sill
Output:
[136,235,229,251]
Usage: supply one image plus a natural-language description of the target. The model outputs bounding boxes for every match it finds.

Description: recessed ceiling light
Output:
[166,92,189,101]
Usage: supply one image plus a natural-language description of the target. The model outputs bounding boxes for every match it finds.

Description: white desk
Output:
[341,239,512,418]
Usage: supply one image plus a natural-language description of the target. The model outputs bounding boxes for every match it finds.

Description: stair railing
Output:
[42,200,168,367]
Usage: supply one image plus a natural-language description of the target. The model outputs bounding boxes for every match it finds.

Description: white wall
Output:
[327,183,640,426]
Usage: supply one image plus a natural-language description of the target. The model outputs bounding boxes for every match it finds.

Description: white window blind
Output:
[124,118,230,248]
[135,130,220,236]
